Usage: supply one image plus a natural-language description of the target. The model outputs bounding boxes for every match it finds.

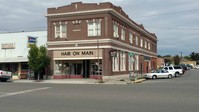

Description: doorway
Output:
[83,60,90,78]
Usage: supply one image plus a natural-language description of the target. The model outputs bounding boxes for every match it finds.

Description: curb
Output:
[132,79,146,83]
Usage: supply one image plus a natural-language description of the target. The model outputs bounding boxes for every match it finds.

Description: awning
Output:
[0,57,28,63]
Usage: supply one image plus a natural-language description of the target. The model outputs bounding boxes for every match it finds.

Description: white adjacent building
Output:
[0,31,47,79]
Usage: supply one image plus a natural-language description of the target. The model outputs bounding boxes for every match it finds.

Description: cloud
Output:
[0,0,199,56]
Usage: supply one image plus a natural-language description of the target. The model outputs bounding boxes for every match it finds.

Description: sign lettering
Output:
[1,43,15,49]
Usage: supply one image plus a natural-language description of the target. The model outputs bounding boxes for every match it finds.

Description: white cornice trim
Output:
[53,57,102,60]
[47,38,156,46]
[47,44,157,57]
[46,8,157,40]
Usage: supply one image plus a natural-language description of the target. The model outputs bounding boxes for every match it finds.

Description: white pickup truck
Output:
[0,70,12,82]
[163,66,183,77]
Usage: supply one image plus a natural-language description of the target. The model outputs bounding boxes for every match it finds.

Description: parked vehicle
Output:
[196,65,199,69]
[179,64,188,70]
[0,70,12,82]
[145,69,172,79]
[163,65,183,77]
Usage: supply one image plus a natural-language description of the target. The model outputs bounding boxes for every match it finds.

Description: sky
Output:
[0,0,199,56]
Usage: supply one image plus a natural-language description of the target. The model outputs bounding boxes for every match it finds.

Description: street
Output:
[0,70,199,112]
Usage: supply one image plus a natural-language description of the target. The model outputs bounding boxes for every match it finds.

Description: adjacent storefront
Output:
[0,31,47,79]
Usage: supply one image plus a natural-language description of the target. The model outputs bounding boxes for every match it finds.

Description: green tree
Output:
[28,44,50,81]
[189,52,199,61]
[184,56,191,60]
[173,55,180,65]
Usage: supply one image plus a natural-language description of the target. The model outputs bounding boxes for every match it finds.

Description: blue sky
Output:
[0,0,199,56]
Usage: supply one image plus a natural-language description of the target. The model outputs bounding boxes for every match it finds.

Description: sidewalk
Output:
[12,78,145,85]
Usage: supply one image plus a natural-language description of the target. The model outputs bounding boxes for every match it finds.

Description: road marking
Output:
[0,87,51,98]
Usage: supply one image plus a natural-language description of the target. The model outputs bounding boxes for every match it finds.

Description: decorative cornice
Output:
[46,8,157,41]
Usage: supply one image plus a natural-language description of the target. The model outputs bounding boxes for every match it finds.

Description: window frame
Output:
[54,22,67,38]
[112,51,119,71]
[87,19,101,37]
[113,21,119,38]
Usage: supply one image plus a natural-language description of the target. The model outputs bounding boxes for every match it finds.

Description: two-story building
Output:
[46,2,157,80]
[0,31,47,79]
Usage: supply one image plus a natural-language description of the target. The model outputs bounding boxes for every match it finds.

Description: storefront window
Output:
[129,55,134,71]
[0,63,18,74]
[112,52,119,71]
[135,55,139,70]
[120,51,126,71]
[54,61,62,74]
[54,60,83,75]
[90,60,102,75]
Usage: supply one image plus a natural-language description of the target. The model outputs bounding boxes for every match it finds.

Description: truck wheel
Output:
[175,72,180,77]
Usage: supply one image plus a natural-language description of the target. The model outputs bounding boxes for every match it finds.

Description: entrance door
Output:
[83,60,90,78]
[73,63,82,75]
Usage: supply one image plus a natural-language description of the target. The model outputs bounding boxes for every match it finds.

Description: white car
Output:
[0,70,12,82]
[145,69,172,79]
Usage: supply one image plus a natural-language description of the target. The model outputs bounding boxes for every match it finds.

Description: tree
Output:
[28,44,50,81]
[189,52,199,61]
[184,56,191,60]
[173,55,180,65]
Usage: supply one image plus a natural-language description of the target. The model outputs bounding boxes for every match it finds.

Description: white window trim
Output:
[120,51,126,71]
[54,22,67,38]
[140,38,143,47]
[135,36,138,46]
[121,27,126,40]
[113,21,119,38]
[135,55,139,71]
[129,55,134,71]
[148,42,151,50]
[87,19,101,37]
[112,52,119,71]
[129,33,133,44]
[145,41,147,49]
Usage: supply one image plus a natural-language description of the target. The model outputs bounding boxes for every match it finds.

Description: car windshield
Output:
[151,69,161,73]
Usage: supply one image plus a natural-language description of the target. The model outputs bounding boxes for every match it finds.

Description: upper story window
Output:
[87,19,101,37]
[54,22,67,38]
[148,42,151,50]
[135,36,138,46]
[113,21,119,38]
[121,26,126,40]
[129,33,133,44]
[140,38,143,47]
[145,40,147,49]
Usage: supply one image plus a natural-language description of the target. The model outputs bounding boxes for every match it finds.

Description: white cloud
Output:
[0,0,199,55]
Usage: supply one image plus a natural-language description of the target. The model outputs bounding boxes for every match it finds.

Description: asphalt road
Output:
[0,70,199,112]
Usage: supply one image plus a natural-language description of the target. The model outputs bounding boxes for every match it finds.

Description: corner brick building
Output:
[46,2,157,80]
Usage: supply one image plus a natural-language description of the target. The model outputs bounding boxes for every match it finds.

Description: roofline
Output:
[0,30,47,34]
[46,8,157,41]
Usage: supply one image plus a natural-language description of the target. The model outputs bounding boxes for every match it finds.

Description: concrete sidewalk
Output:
[11,78,145,85]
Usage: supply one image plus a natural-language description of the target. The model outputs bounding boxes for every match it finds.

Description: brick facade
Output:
[46,2,157,80]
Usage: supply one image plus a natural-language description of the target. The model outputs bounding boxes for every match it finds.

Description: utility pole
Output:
[180,52,183,62]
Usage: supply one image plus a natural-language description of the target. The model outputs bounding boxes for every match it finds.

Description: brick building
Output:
[46,2,157,80]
